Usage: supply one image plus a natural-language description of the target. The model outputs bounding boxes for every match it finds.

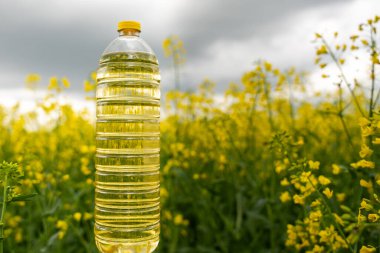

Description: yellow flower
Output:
[81,157,89,166]
[360,179,373,189]
[323,187,333,199]
[372,138,380,145]
[295,137,304,146]
[280,191,291,203]
[318,175,331,185]
[359,117,370,127]
[48,76,59,90]
[316,45,328,55]
[332,164,341,175]
[280,178,290,186]
[275,162,285,174]
[8,216,22,228]
[300,171,311,183]
[174,214,184,225]
[56,220,68,230]
[62,174,70,181]
[333,213,344,226]
[219,154,227,164]
[164,211,172,220]
[80,145,89,153]
[350,35,359,41]
[309,210,322,221]
[25,73,41,89]
[358,214,367,223]
[361,127,374,137]
[81,166,91,175]
[312,245,325,253]
[368,214,379,222]
[272,68,280,76]
[57,231,65,239]
[360,245,376,253]
[73,212,82,222]
[319,227,332,243]
[372,54,380,65]
[15,229,23,243]
[360,200,373,211]
[286,224,297,246]
[91,71,97,81]
[293,194,305,205]
[359,144,373,158]
[162,38,172,56]
[160,187,169,198]
[264,61,272,71]
[61,77,71,88]
[25,73,41,84]
[56,220,68,239]
[351,160,375,169]
[83,212,93,221]
[336,193,346,202]
[84,80,96,92]
[308,160,320,170]
[311,199,321,207]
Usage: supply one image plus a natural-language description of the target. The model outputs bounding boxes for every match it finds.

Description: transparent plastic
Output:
[95,28,160,253]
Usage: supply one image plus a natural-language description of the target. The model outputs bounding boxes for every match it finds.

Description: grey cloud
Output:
[0,0,358,96]
[169,0,350,58]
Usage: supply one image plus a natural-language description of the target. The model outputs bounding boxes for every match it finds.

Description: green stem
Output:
[307,177,355,253]
[372,87,380,109]
[337,82,354,150]
[71,223,91,253]
[263,78,275,131]
[322,37,365,116]
[269,157,277,253]
[338,115,354,149]
[174,57,180,92]
[171,43,181,117]
[287,77,296,133]
[0,173,8,253]
[368,25,376,118]
[262,75,276,252]
[244,92,259,154]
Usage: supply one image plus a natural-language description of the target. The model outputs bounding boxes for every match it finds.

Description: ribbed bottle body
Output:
[95,52,160,253]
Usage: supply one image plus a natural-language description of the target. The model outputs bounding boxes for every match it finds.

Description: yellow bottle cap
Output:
[117,21,141,32]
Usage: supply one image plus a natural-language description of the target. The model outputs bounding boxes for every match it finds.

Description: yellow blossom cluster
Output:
[0,14,379,253]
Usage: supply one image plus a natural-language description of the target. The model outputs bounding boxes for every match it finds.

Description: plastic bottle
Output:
[95,21,160,253]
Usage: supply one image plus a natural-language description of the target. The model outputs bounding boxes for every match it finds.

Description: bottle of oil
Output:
[95,21,160,253]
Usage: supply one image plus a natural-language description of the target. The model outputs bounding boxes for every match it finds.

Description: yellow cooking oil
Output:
[94,23,161,253]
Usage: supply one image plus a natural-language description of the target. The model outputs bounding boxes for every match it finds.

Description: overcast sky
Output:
[0,0,379,110]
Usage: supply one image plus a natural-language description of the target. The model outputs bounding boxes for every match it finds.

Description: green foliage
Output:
[0,14,379,253]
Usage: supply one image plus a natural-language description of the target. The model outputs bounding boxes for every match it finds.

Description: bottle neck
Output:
[119,29,140,37]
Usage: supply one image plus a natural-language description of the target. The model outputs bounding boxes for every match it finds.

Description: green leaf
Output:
[10,193,38,202]
[33,184,42,195]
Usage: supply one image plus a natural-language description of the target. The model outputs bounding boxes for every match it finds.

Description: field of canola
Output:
[0,16,379,253]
